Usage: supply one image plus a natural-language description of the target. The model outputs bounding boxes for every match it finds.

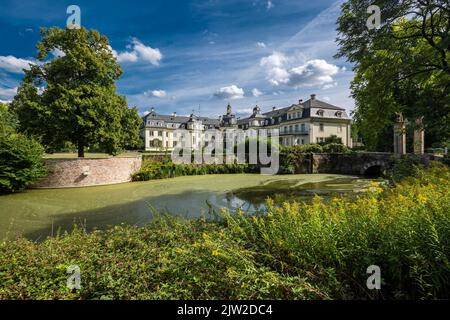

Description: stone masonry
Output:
[33,157,142,188]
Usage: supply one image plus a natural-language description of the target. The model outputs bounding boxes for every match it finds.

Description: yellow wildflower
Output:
[417,194,427,204]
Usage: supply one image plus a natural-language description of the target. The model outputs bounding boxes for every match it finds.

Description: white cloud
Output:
[0,99,12,104]
[132,39,162,65]
[260,51,287,68]
[117,51,138,63]
[322,81,338,90]
[287,60,339,87]
[0,55,35,73]
[214,85,245,100]
[51,48,65,58]
[145,90,167,98]
[113,38,162,65]
[252,88,263,97]
[266,0,274,10]
[0,86,18,98]
[260,52,290,85]
[256,42,266,48]
[261,52,339,88]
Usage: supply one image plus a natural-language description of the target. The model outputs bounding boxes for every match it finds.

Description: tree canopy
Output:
[11,27,142,157]
[336,0,450,151]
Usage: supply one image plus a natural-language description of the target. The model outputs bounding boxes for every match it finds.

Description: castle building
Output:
[140,94,352,151]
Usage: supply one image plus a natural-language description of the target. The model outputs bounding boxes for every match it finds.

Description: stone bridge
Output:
[294,152,435,176]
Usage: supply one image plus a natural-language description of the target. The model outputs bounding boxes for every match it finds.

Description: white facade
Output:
[141,95,352,151]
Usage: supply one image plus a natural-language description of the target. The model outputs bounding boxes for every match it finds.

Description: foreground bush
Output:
[0,165,449,299]
[224,164,450,299]
[0,105,46,193]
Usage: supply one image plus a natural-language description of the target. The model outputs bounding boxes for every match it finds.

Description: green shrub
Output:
[132,160,257,181]
[322,143,349,153]
[386,155,425,183]
[278,144,323,174]
[0,106,46,193]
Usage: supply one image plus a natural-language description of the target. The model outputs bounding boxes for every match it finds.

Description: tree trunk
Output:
[78,142,85,158]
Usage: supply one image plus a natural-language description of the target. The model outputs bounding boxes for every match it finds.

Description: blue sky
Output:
[0,0,355,118]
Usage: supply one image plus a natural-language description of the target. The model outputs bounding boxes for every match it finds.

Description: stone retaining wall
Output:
[33,157,142,188]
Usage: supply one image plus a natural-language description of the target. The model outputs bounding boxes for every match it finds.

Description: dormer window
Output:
[316,109,324,116]
[335,111,343,118]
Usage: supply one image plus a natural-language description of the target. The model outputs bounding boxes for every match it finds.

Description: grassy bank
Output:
[0,164,449,299]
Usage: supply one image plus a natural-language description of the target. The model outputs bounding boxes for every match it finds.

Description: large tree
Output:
[336,0,450,151]
[11,27,141,157]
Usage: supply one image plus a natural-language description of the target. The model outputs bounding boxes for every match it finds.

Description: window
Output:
[149,131,154,136]
[317,110,324,116]
[319,123,324,132]
[301,124,305,132]
[316,137,324,143]
[289,125,293,133]
[338,125,342,133]
[295,124,299,132]
[335,111,342,118]
[301,139,304,144]
[173,141,177,147]
[158,131,163,136]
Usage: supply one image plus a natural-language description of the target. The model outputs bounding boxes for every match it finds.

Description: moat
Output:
[0,174,377,240]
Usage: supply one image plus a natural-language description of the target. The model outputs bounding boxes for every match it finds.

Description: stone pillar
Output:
[413,117,425,155]
[393,112,407,155]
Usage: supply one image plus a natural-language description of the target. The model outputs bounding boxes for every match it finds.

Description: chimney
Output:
[272,106,276,111]
[310,94,316,100]
[151,107,155,113]
[172,112,176,117]
[298,99,303,104]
